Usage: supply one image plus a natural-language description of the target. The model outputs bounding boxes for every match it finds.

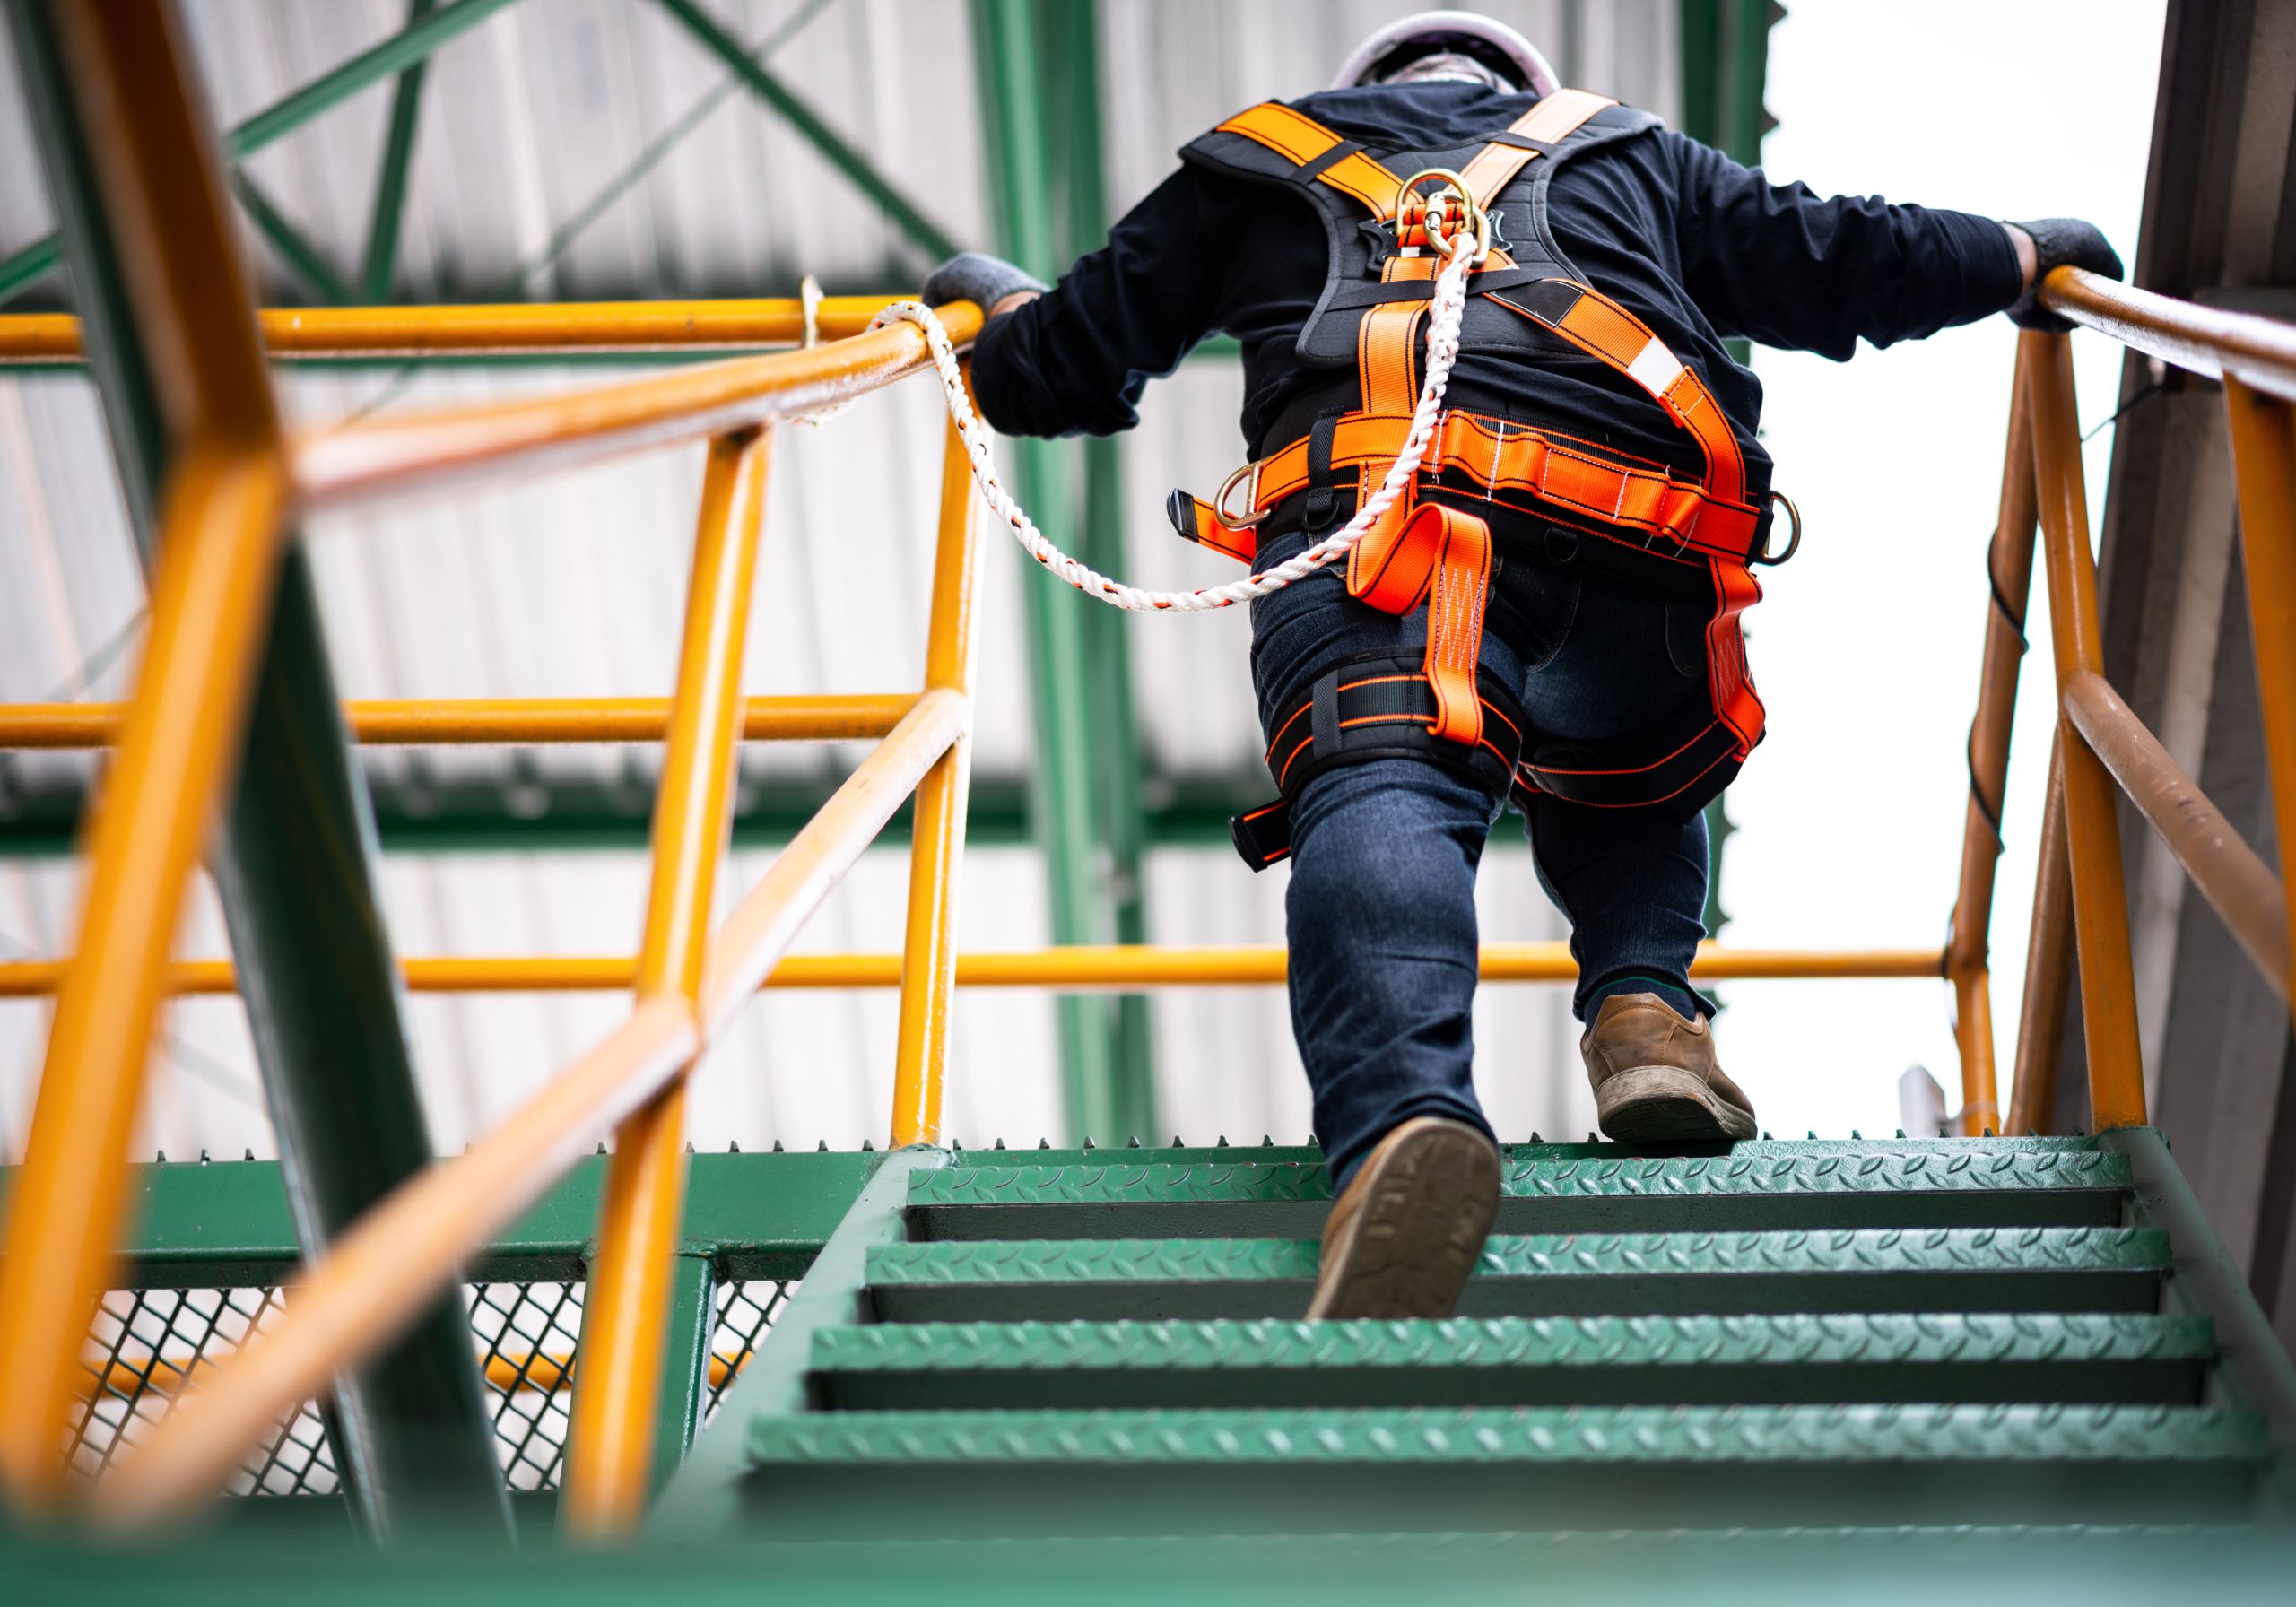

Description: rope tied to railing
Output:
[871,225,1483,613]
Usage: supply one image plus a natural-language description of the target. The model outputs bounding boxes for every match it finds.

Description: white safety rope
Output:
[870,228,1482,613]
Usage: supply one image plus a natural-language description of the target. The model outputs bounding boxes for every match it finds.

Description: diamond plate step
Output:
[740,1403,2267,1536]
[810,1312,2213,1411]
[864,1228,2170,1324]
[907,1145,2131,1241]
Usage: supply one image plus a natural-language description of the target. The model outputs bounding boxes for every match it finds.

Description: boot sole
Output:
[1597,1064,1758,1144]
[1306,1122,1500,1320]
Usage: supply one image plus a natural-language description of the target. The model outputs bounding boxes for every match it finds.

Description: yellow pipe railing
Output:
[0,944,1944,1000]
[0,692,917,747]
[1971,268,2296,1132]
[0,296,904,364]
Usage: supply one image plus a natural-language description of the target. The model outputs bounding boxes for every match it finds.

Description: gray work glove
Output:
[920,252,1048,316]
[2005,218,2125,331]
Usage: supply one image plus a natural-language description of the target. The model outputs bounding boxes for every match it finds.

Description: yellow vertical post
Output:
[890,369,987,1148]
[561,428,772,1537]
[2024,330,2147,1129]
[1946,358,2039,1134]
[0,1,291,1506]
[2222,377,2296,1023]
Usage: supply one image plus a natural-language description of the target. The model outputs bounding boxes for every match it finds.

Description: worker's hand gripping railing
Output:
[0,1,987,1538]
[1952,265,2296,1135]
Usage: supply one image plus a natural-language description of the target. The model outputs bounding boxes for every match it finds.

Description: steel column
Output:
[2025,332,2147,1129]
[563,429,771,1538]
[0,0,521,308]
[970,0,1155,1142]
[0,0,504,1533]
[647,1254,718,1498]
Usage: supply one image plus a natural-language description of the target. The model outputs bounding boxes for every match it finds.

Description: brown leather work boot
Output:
[1581,991,1758,1143]
[1306,1116,1501,1320]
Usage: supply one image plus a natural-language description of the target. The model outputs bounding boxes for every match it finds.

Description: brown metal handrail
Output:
[1953,267,2296,1134]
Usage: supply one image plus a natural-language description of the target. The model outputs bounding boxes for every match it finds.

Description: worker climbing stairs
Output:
[659,1129,2296,1541]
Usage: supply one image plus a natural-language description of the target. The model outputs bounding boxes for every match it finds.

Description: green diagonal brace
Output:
[0,0,521,309]
[230,171,353,305]
[652,0,962,264]
[4,0,505,1539]
[361,0,439,303]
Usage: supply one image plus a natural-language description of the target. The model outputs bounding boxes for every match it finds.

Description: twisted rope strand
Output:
[873,232,1480,614]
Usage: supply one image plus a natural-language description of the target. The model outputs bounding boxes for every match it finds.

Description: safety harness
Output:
[1170,91,1791,867]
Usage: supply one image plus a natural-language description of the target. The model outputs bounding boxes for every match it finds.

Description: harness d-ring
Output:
[1214,458,1273,529]
[1391,167,1493,263]
[1755,491,1803,566]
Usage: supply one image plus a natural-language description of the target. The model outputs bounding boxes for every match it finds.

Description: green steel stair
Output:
[657,1131,2296,1542]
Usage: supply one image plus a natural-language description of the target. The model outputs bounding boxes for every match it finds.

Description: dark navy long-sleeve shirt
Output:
[972,80,2021,497]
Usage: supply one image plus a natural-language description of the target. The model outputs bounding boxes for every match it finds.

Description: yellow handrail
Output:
[0,296,907,364]
[0,692,918,747]
[1978,269,2296,1130]
[0,944,1944,998]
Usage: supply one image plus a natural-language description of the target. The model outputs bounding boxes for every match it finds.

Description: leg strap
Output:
[1235,653,1527,870]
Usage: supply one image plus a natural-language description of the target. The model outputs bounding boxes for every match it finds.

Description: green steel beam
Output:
[0,0,521,309]
[1676,0,1779,945]
[1043,0,1156,1143]
[3,0,503,1538]
[229,171,353,305]
[0,1148,882,1287]
[969,0,1157,1145]
[651,0,962,264]
[360,0,439,304]
[0,769,1401,857]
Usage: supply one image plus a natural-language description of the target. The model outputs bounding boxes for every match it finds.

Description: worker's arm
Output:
[923,167,1229,439]
[1665,133,2113,359]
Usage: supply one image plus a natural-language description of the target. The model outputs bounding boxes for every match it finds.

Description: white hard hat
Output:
[1330,10,1561,97]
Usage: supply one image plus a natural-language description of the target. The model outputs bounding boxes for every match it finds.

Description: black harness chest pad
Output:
[1179,102,1664,372]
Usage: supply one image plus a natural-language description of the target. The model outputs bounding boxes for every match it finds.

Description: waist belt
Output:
[1169,409,1765,571]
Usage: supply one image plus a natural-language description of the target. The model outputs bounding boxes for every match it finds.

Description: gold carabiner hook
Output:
[1392,167,1492,265]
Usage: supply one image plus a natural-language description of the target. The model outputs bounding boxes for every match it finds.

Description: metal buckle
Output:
[1213,459,1272,529]
[1391,167,1492,264]
[1754,491,1803,565]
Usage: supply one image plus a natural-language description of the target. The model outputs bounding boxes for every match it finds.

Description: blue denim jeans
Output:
[1251,523,1716,1188]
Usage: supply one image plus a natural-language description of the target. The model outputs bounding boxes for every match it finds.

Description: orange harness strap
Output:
[1344,500,1492,745]
[1215,103,1405,217]
[1457,90,1616,204]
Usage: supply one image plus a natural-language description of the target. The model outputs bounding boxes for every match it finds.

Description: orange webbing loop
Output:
[1704,556,1766,752]
[1345,501,1492,746]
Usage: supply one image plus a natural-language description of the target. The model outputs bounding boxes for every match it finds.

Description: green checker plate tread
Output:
[907,1148,2130,1208]
[749,1403,2268,1465]
[863,1228,2173,1287]
[811,1312,2214,1372]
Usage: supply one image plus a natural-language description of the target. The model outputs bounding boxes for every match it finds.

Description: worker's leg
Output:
[1284,755,1504,1191]
[1499,561,1715,1023]
[1249,536,1525,1194]
[1526,795,1710,1023]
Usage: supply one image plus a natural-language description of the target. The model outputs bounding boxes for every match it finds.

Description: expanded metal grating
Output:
[72,1286,339,1497]
[71,1278,791,1496]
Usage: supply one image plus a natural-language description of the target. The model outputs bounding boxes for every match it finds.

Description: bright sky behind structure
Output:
[1716,0,2166,1136]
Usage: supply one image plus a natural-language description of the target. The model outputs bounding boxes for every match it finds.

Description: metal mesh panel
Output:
[469,1281,585,1492]
[71,1287,339,1497]
[71,1279,792,1496]
[706,1277,795,1422]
